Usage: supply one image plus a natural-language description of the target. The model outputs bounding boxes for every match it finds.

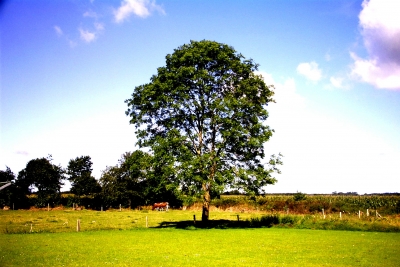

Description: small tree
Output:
[0,167,15,207]
[100,151,151,208]
[100,151,180,208]
[16,156,64,207]
[293,191,307,201]
[67,156,100,196]
[126,40,282,221]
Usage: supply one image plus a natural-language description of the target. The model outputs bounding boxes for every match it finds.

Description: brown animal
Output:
[152,202,169,211]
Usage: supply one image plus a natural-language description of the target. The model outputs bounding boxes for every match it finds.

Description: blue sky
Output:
[1,0,399,193]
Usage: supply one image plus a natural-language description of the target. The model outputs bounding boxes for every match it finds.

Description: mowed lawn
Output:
[1,228,399,267]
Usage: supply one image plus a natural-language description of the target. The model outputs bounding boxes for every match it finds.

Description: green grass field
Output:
[1,228,399,266]
[1,209,399,233]
[1,209,399,266]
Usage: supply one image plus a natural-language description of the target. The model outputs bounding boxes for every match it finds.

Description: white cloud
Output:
[1,109,137,183]
[114,0,165,23]
[351,0,400,90]
[351,52,400,90]
[78,23,104,44]
[54,25,63,36]
[256,71,306,109]
[79,28,96,43]
[16,151,29,156]
[330,76,345,89]
[296,61,322,82]
[94,22,104,31]
[257,72,400,194]
[83,10,98,18]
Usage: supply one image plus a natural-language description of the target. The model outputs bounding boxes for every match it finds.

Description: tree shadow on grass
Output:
[153,218,277,229]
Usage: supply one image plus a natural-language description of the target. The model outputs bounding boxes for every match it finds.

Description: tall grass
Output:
[246,214,400,232]
[211,194,400,215]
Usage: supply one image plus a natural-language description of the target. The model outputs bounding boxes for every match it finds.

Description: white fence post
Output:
[77,219,81,232]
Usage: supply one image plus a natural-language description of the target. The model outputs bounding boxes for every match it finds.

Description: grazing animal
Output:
[152,202,169,211]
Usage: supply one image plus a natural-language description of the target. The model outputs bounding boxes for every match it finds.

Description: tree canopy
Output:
[126,40,282,221]
[16,156,64,206]
[67,156,100,196]
[0,167,16,207]
[100,151,179,208]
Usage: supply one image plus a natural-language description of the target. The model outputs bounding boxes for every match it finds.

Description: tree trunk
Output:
[202,186,210,222]
[202,159,216,222]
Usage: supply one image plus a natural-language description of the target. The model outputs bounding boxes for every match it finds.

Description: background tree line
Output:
[0,151,181,210]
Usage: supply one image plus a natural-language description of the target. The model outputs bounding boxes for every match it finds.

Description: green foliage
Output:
[0,166,15,183]
[279,215,299,224]
[125,40,282,221]
[15,156,64,207]
[66,156,100,196]
[100,152,146,208]
[248,215,280,227]
[293,191,307,201]
[0,167,16,208]
[99,151,181,208]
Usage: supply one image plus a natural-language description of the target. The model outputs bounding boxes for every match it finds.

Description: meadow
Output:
[1,227,399,266]
[1,208,400,234]
[0,208,400,266]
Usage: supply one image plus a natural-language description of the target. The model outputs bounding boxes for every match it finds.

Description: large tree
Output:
[67,156,100,196]
[125,40,282,221]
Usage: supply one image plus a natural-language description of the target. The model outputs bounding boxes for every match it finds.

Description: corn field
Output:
[209,194,400,215]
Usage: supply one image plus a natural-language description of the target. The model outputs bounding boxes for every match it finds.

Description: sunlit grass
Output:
[0,228,399,266]
[1,209,399,234]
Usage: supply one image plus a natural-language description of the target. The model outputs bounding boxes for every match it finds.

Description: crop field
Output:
[213,194,400,215]
[0,209,400,266]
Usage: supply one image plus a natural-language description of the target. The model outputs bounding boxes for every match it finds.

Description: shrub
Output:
[248,215,280,227]
[293,192,307,201]
[280,215,299,225]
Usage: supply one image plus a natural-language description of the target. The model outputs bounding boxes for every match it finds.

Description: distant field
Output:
[1,209,399,234]
[1,228,399,266]
[0,209,253,233]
